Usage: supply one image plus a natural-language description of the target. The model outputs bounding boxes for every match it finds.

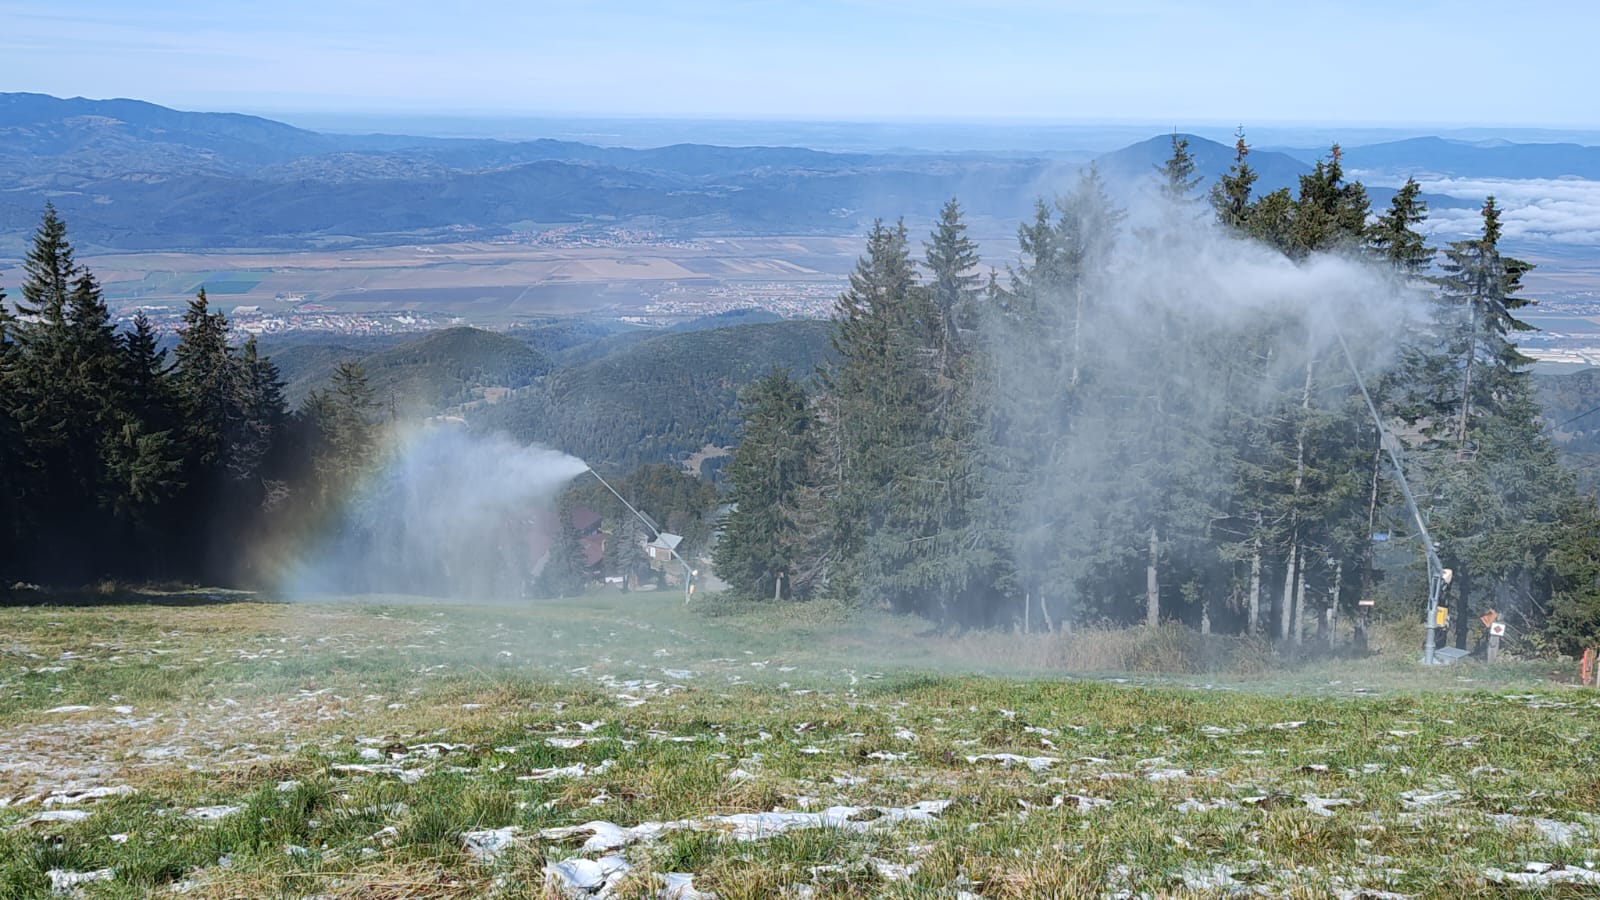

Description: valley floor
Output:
[1,594,1597,898]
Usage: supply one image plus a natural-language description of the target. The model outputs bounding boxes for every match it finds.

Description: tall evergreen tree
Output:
[715,369,817,599]
[537,494,592,598]
[1367,177,1433,275]
[820,219,925,603]
[924,198,981,368]
[1433,196,1535,454]
[232,335,286,485]
[1210,129,1257,233]
[1158,133,1203,203]
[0,278,14,580]
[7,211,124,577]
[173,289,238,469]
[120,313,173,430]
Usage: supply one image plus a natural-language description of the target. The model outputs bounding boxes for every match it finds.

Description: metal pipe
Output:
[585,467,694,603]
[1333,329,1445,664]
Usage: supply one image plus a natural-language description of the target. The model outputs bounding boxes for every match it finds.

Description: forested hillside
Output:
[0,207,387,584]
[0,94,1494,251]
[269,327,550,414]
[471,320,834,471]
[715,137,1600,655]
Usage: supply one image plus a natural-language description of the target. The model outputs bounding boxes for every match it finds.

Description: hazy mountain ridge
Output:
[0,93,1587,251]
[1327,137,1600,180]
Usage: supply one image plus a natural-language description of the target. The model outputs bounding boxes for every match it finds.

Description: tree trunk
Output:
[1023,591,1031,634]
[1293,560,1308,649]
[1279,540,1298,644]
[774,571,783,601]
[1039,588,1055,634]
[1328,559,1343,648]
[1455,567,1471,650]
[1146,526,1160,627]
[1280,355,1314,646]
[1248,527,1262,637]
[1457,297,1477,459]
[1200,595,1211,637]
[1070,284,1084,387]
[1360,443,1382,608]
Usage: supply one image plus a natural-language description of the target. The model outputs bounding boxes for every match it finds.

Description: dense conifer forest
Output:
[0,205,381,586]
[715,137,1600,655]
[6,135,1600,658]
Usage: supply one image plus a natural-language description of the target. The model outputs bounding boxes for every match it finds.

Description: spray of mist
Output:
[278,425,589,599]
[978,193,1430,629]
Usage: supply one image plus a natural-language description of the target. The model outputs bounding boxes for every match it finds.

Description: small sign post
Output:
[1487,621,1506,662]
[1355,599,1374,654]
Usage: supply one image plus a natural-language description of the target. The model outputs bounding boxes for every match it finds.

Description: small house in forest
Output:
[647,533,683,576]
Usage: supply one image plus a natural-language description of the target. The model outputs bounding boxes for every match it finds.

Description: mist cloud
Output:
[1417,176,1600,246]
[281,426,589,598]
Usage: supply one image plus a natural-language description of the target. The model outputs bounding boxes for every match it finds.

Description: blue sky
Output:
[4,0,1596,124]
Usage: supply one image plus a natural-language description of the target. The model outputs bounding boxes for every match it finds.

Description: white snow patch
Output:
[965,753,1057,772]
[462,826,521,862]
[184,805,241,821]
[544,855,631,896]
[48,867,115,893]
[1485,863,1600,886]
[658,872,716,899]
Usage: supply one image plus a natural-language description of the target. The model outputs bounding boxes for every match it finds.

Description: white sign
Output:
[1489,622,1507,637]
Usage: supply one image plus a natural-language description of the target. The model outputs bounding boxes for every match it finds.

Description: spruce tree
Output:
[820,219,924,603]
[1210,129,1257,233]
[121,313,173,430]
[7,210,122,578]
[13,203,75,326]
[715,369,817,599]
[1158,133,1203,203]
[1288,144,1370,257]
[538,501,592,598]
[603,514,652,590]
[173,289,237,468]
[231,335,286,483]
[1433,197,1534,454]
[1367,178,1433,275]
[0,279,14,580]
[925,198,981,365]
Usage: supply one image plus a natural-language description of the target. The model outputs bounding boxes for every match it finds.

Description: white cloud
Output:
[1418,176,1600,246]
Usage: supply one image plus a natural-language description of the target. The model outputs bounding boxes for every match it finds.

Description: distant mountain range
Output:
[1,93,1590,251]
[1335,136,1600,180]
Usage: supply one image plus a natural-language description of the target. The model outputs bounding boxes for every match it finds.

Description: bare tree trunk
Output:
[1328,559,1343,648]
[1146,526,1160,627]
[1023,592,1031,635]
[1280,356,1314,646]
[1457,296,1477,459]
[1200,595,1211,636]
[1070,284,1084,387]
[1455,568,1471,650]
[1040,589,1055,634]
[1279,540,1297,644]
[1248,526,1262,637]
[1293,562,1308,649]
[1360,443,1382,608]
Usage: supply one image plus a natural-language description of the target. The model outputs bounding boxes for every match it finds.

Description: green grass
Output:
[0,593,1596,897]
[190,272,264,295]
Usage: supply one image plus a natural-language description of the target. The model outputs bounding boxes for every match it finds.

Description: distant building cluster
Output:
[115,304,454,337]
[622,279,841,325]
[496,226,707,250]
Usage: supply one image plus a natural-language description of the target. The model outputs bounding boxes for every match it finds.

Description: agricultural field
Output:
[2,594,1598,898]
[49,238,867,324]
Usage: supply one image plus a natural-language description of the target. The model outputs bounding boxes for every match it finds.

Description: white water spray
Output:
[282,426,589,598]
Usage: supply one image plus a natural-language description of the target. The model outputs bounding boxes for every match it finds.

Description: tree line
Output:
[715,136,1600,654]
[0,206,381,587]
